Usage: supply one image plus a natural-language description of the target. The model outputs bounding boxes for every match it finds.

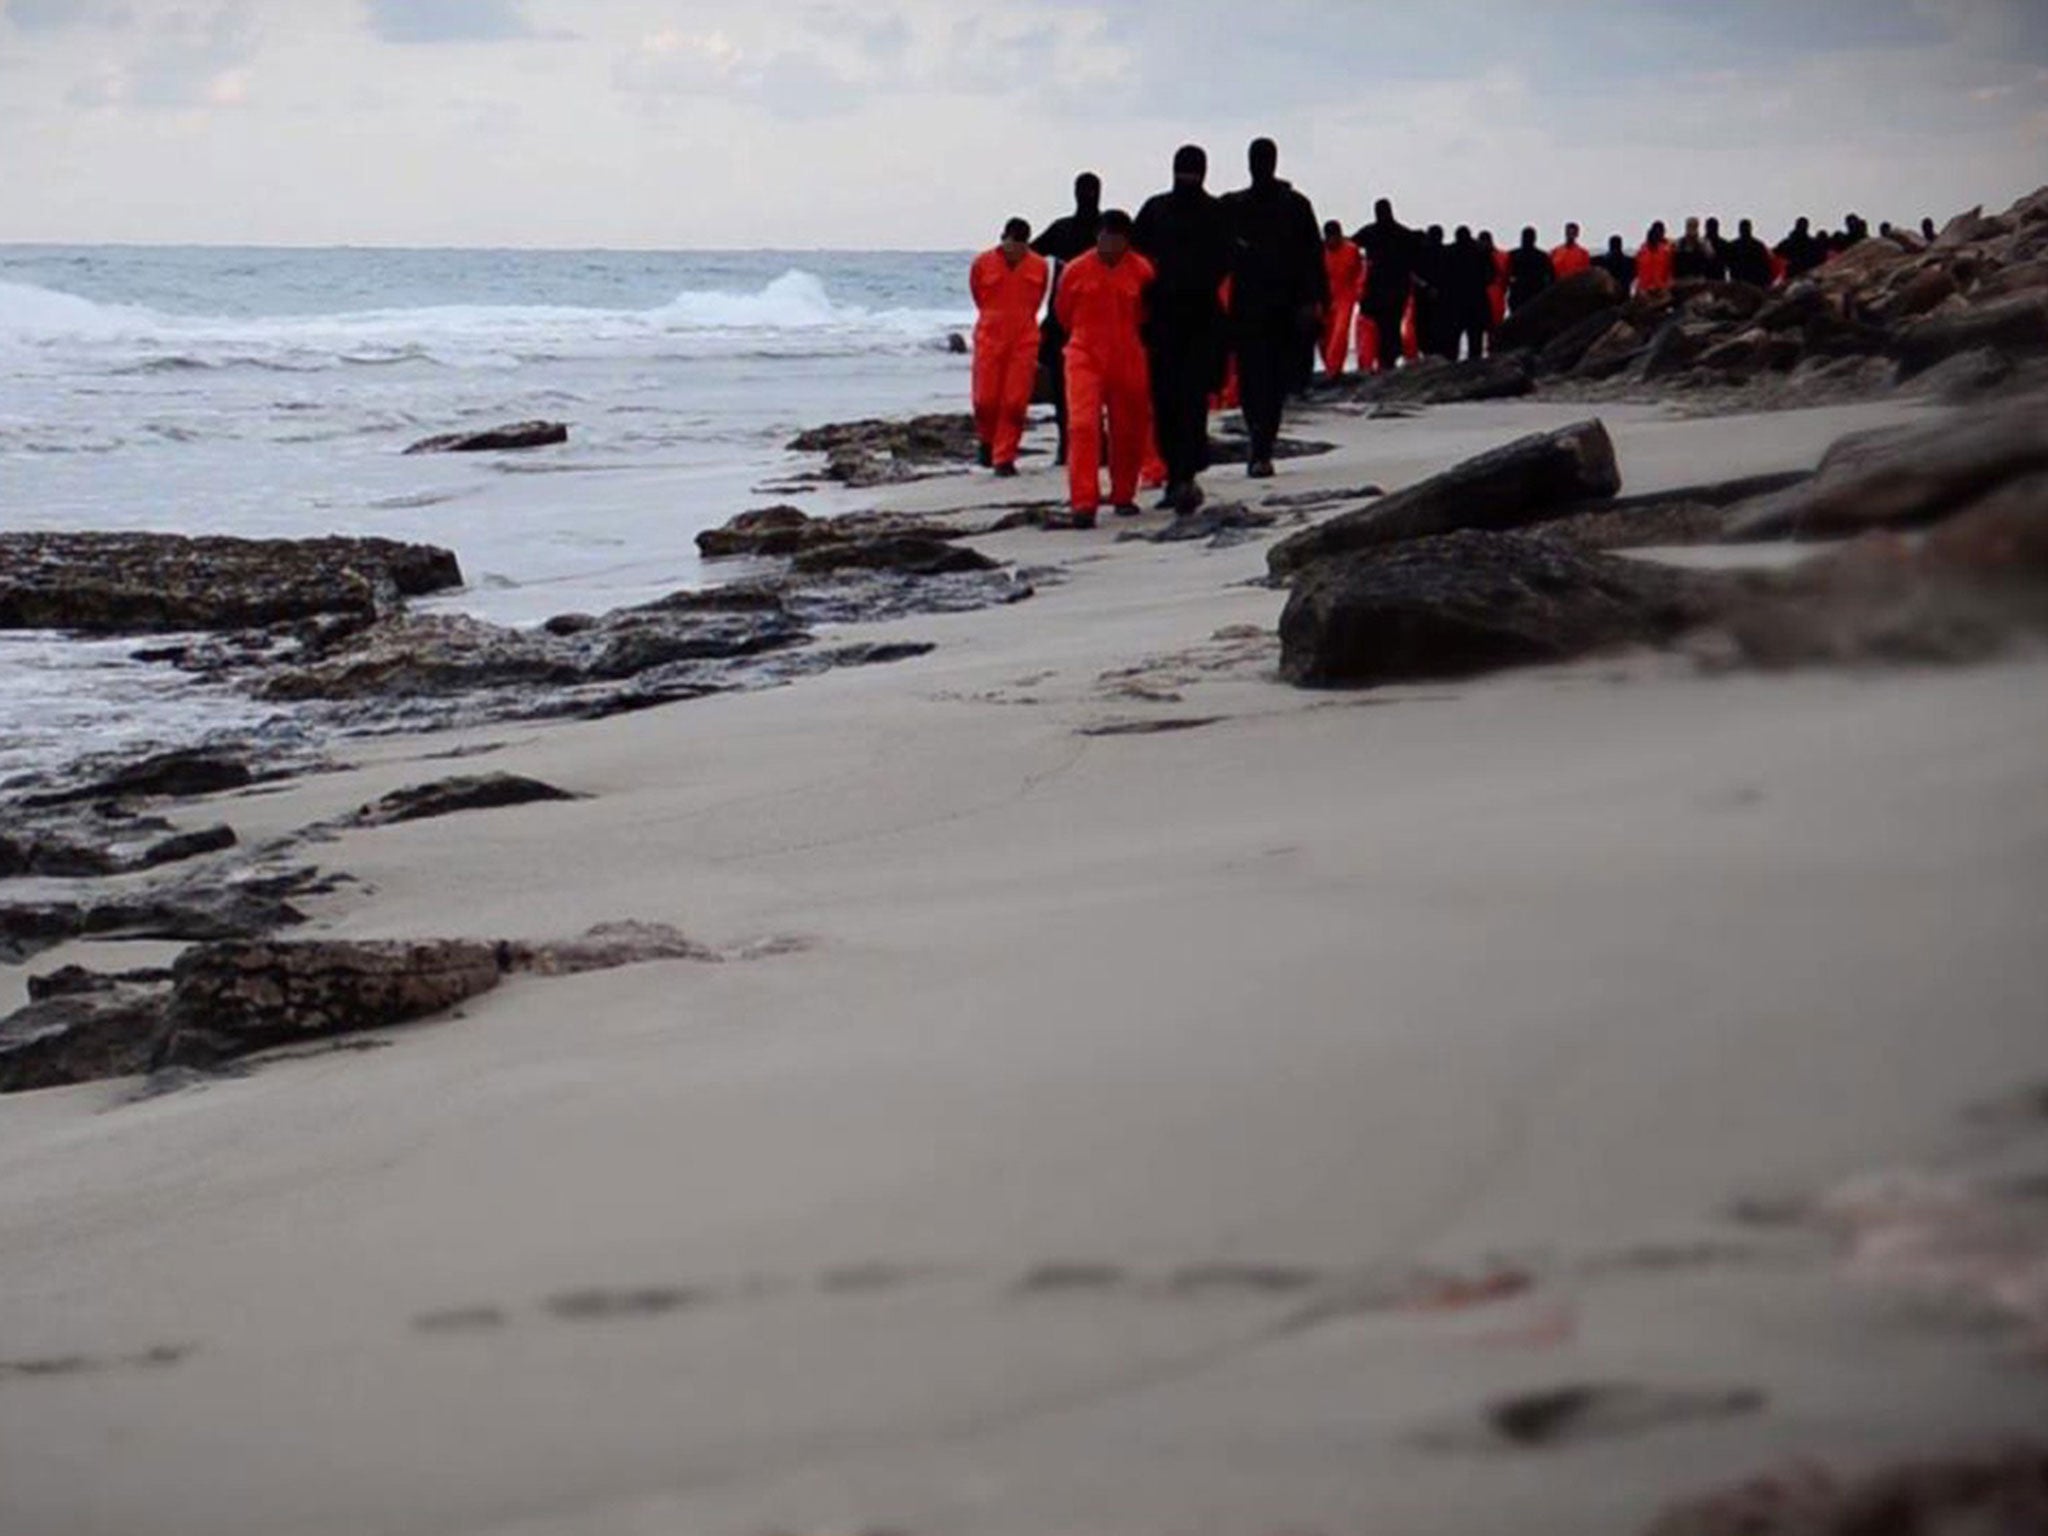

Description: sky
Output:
[1,0,2045,249]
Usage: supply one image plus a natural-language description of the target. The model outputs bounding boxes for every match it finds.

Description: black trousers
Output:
[1039,324,1070,459]
[1232,313,1296,463]
[1146,313,1223,487]
[1366,293,1407,370]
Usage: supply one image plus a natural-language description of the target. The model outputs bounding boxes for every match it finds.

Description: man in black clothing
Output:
[1447,226,1493,361]
[1594,234,1636,293]
[1031,172,1103,467]
[1354,199,1417,374]
[1507,226,1555,314]
[1219,137,1326,478]
[1724,219,1773,288]
[1413,225,1455,361]
[1775,217,1822,278]
[1702,217,1731,281]
[1133,145,1232,512]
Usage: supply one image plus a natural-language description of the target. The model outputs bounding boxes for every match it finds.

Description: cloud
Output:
[61,1,255,111]
[615,25,863,118]
[363,0,533,45]
[4,0,134,29]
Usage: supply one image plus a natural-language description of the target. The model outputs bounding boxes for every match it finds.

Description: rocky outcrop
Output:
[404,421,568,454]
[1541,472,1813,551]
[1277,530,1724,688]
[0,864,331,965]
[0,972,175,1094]
[157,939,505,1069]
[1267,420,1621,577]
[1724,401,2048,540]
[1315,353,1535,407]
[1539,185,2048,404]
[790,534,997,577]
[22,749,254,809]
[0,815,236,880]
[787,414,982,487]
[350,774,581,827]
[1640,1444,2048,1536]
[2,921,740,1091]
[1495,269,1626,354]
[0,533,463,635]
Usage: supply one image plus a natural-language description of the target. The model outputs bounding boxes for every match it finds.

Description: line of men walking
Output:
[969,146,1927,526]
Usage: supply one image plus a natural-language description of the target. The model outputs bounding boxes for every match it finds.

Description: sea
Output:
[0,246,976,785]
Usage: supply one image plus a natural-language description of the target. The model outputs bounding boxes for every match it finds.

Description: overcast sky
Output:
[3,0,2044,249]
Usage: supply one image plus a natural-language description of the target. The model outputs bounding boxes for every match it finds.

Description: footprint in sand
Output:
[1418,1381,1766,1453]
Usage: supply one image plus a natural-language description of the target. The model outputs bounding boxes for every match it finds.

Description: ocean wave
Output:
[0,271,969,374]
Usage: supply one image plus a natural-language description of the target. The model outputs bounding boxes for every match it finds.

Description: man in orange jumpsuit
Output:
[969,218,1049,478]
[1636,220,1675,295]
[1054,210,1154,528]
[1320,221,1363,378]
[1551,221,1592,280]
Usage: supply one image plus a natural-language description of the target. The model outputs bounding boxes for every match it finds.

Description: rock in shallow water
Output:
[403,420,568,454]
[0,533,463,635]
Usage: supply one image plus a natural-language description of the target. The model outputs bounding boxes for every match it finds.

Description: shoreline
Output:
[4,382,2048,1534]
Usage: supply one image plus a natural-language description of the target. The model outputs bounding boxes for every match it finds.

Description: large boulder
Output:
[1278,530,1724,688]
[156,939,505,1069]
[0,533,463,635]
[22,749,253,809]
[1494,270,1624,354]
[1267,420,1621,578]
[791,535,998,577]
[1893,293,2048,377]
[404,421,568,454]
[1725,402,2048,540]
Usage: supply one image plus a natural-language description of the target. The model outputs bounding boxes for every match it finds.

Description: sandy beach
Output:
[4,395,2047,1536]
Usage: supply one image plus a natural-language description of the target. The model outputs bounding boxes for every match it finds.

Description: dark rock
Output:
[787,414,981,487]
[28,965,176,1001]
[696,505,824,559]
[1318,354,1534,406]
[1725,401,2048,540]
[1118,503,1277,548]
[1540,472,1813,551]
[1209,429,1340,461]
[156,939,505,1069]
[1642,1443,2048,1536]
[1262,484,1385,510]
[0,533,463,636]
[498,920,715,977]
[1537,310,1634,377]
[790,535,998,577]
[1572,319,1650,379]
[352,774,581,827]
[1279,530,1725,688]
[1638,322,1709,379]
[1678,280,1770,325]
[1268,420,1622,577]
[1495,269,1624,354]
[1894,294,2048,377]
[0,975,175,1093]
[23,749,253,808]
[0,865,324,965]
[0,817,236,880]
[403,420,568,455]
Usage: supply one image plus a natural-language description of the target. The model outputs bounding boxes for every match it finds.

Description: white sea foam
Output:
[0,270,964,373]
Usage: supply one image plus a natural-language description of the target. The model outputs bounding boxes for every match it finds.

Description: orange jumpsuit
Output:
[1551,243,1592,280]
[969,247,1049,471]
[1401,295,1420,361]
[1489,248,1510,328]
[1321,241,1364,377]
[1635,241,1675,296]
[1054,249,1156,514]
